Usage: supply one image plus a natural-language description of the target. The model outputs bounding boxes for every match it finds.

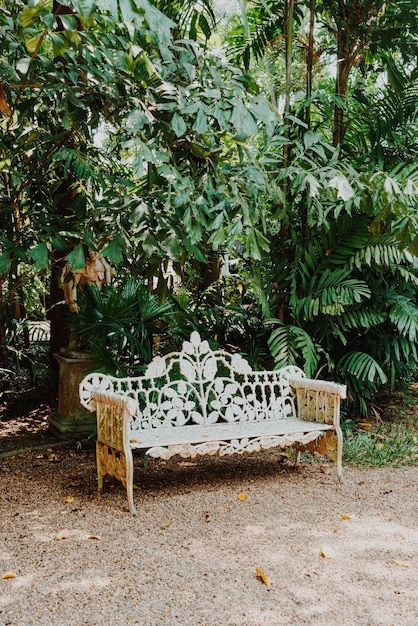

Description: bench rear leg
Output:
[96,441,104,491]
[294,443,301,466]
[124,447,137,516]
[335,423,344,482]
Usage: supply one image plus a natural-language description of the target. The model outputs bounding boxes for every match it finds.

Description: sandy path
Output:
[1,447,417,626]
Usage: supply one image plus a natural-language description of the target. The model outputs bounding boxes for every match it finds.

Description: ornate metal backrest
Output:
[80,331,306,431]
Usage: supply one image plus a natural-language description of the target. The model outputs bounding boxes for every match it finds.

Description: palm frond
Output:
[320,216,372,267]
[388,296,418,342]
[266,318,321,377]
[345,61,418,167]
[155,0,216,39]
[292,268,371,320]
[338,307,387,332]
[352,239,404,270]
[73,279,174,375]
[338,351,387,385]
[226,0,296,70]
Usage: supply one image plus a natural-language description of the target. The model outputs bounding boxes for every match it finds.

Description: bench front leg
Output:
[124,443,136,516]
[93,391,137,514]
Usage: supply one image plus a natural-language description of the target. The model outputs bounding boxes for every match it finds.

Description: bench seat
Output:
[129,418,332,452]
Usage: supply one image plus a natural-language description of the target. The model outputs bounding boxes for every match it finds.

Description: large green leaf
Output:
[266,319,321,377]
[170,113,187,137]
[389,297,418,341]
[338,351,387,384]
[65,245,86,271]
[28,243,49,272]
[101,235,126,265]
[0,252,10,275]
[231,100,259,137]
[72,0,96,19]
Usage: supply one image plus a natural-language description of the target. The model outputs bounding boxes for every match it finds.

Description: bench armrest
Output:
[91,390,136,452]
[289,377,346,426]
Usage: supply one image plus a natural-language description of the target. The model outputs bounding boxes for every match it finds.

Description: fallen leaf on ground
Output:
[88,535,101,540]
[238,493,248,502]
[65,496,74,503]
[393,560,410,568]
[341,514,352,520]
[2,571,16,580]
[55,529,69,540]
[320,546,336,559]
[255,567,272,588]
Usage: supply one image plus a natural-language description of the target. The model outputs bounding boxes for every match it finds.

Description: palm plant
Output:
[226,0,290,71]
[72,278,174,376]
[155,0,216,40]
[256,211,418,414]
[344,61,418,169]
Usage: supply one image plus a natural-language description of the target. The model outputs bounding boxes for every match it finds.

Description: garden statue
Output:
[61,249,116,314]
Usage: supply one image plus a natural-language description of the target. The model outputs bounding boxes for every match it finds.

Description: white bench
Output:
[79,331,346,515]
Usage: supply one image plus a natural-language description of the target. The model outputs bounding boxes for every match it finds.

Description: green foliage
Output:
[346,62,418,170]
[73,278,174,376]
[155,0,216,41]
[0,298,50,388]
[0,0,275,297]
[342,395,418,467]
[115,38,274,274]
[266,320,321,378]
[226,0,304,71]
[166,279,271,370]
[1,0,418,422]
[244,125,418,412]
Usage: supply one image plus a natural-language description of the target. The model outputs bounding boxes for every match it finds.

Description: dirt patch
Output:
[1,401,418,625]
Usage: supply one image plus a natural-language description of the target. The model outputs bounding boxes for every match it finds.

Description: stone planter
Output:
[49,352,97,439]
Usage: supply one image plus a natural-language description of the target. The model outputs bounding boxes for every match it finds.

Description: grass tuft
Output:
[342,387,418,467]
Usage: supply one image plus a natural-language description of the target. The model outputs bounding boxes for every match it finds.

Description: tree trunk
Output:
[330,1,374,147]
[305,0,316,130]
[284,0,295,135]
[48,1,83,382]
[333,29,352,147]
[0,284,8,375]
[48,182,78,381]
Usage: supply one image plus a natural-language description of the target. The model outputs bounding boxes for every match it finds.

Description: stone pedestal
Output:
[49,353,97,439]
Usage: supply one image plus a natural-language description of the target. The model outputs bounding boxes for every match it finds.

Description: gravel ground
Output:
[1,442,417,626]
